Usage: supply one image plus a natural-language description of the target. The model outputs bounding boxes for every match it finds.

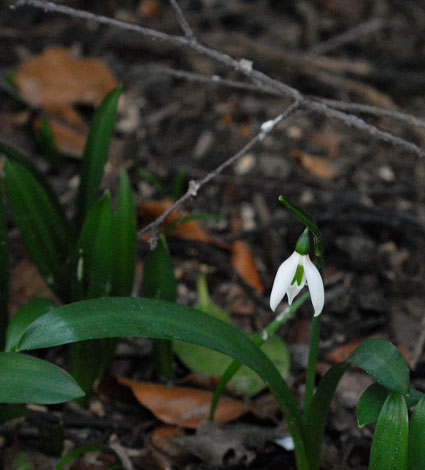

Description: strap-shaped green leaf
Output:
[73,192,114,300]
[369,391,408,470]
[0,187,9,350]
[141,234,176,302]
[4,159,73,297]
[348,338,409,394]
[408,396,425,470]
[75,85,122,228]
[357,383,424,428]
[0,352,84,404]
[5,298,56,352]
[17,297,309,469]
[70,193,115,395]
[304,362,349,469]
[110,170,136,297]
[278,195,320,237]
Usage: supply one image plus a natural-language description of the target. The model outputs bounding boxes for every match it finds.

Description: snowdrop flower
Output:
[270,230,324,316]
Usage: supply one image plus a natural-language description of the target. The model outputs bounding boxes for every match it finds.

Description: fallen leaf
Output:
[8,259,59,316]
[15,46,118,157]
[291,148,338,179]
[138,0,161,19]
[138,199,230,249]
[117,378,250,428]
[231,240,263,293]
[311,130,342,159]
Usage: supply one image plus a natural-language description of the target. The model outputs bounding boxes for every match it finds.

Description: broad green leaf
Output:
[174,275,290,396]
[278,195,320,237]
[305,362,349,469]
[75,85,122,228]
[210,293,308,420]
[0,188,8,350]
[142,234,176,379]
[142,234,176,302]
[17,297,309,468]
[0,352,84,404]
[357,384,425,428]
[70,193,115,394]
[357,383,389,428]
[348,339,409,394]
[408,396,425,470]
[110,170,136,297]
[369,391,408,470]
[4,159,73,297]
[73,192,114,300]
[5,298,56,352]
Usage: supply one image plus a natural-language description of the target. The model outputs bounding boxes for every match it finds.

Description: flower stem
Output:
[303,233,323,420]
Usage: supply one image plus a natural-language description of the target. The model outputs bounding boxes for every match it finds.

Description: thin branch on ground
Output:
[14,0,425,157]
[310,18,386,55]
[155,65,425,130]
[138,102,301,241]
[169,0,194,39]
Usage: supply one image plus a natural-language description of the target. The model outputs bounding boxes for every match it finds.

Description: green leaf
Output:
[3,159,73,297]
[408,396,425,470]
[369,391,408,470]
[0,187,9,350]
[348,339,410,394]
[142,234,176,302]
[304,362,349,469]
[0,144,70,235]
[75,85,122,228]
[278,195,320,237]
[70,193,115,395]
[174,276,290,396]
[17,297,309,468]
[0,352,84,404]
[357,383,389,428]
[357,384,424,428]
[35,118,62,169]
[110,170,137,297]
[5,298,56,352]
[142,234,176,379]
[73,192,114,300]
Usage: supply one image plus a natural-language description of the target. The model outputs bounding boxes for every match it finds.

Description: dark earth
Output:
[1,0,425,469]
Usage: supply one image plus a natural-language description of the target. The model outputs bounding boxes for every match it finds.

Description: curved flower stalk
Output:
[270,230,324,317]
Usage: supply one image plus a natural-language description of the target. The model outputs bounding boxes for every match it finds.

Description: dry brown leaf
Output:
[138,199,230,249]
[9,259,59,316]
[231,240,263,293]
[15,46,118,157]
[138,0,161,19]
[117,378,250,428]
[291,148,338,179]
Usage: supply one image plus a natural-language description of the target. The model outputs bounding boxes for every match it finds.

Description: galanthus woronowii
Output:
[270,230,324,316]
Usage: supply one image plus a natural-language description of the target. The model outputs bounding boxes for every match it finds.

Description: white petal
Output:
[287,275,306,304]
[303,255,325,316]
[270,252,299,312]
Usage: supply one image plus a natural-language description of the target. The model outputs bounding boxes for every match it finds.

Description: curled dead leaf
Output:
[231,240,263,293]
[117,378,250,428]
[15,46,118,157]
[138,199,230,249]
[291,148,338,179]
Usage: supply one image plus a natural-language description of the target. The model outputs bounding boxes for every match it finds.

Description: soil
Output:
[1,1,425,469]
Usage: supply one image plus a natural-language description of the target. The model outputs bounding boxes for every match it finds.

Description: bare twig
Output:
[139,102,301,240]
[155,66,425,131]
[13,0,425,157]
[13,0,425,158]
[169,0,194,39]
[310,18,386,55]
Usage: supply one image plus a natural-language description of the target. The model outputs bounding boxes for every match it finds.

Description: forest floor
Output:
[1,0,425,469]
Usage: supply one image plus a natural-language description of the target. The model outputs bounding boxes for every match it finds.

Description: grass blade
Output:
[75,85,122,228]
